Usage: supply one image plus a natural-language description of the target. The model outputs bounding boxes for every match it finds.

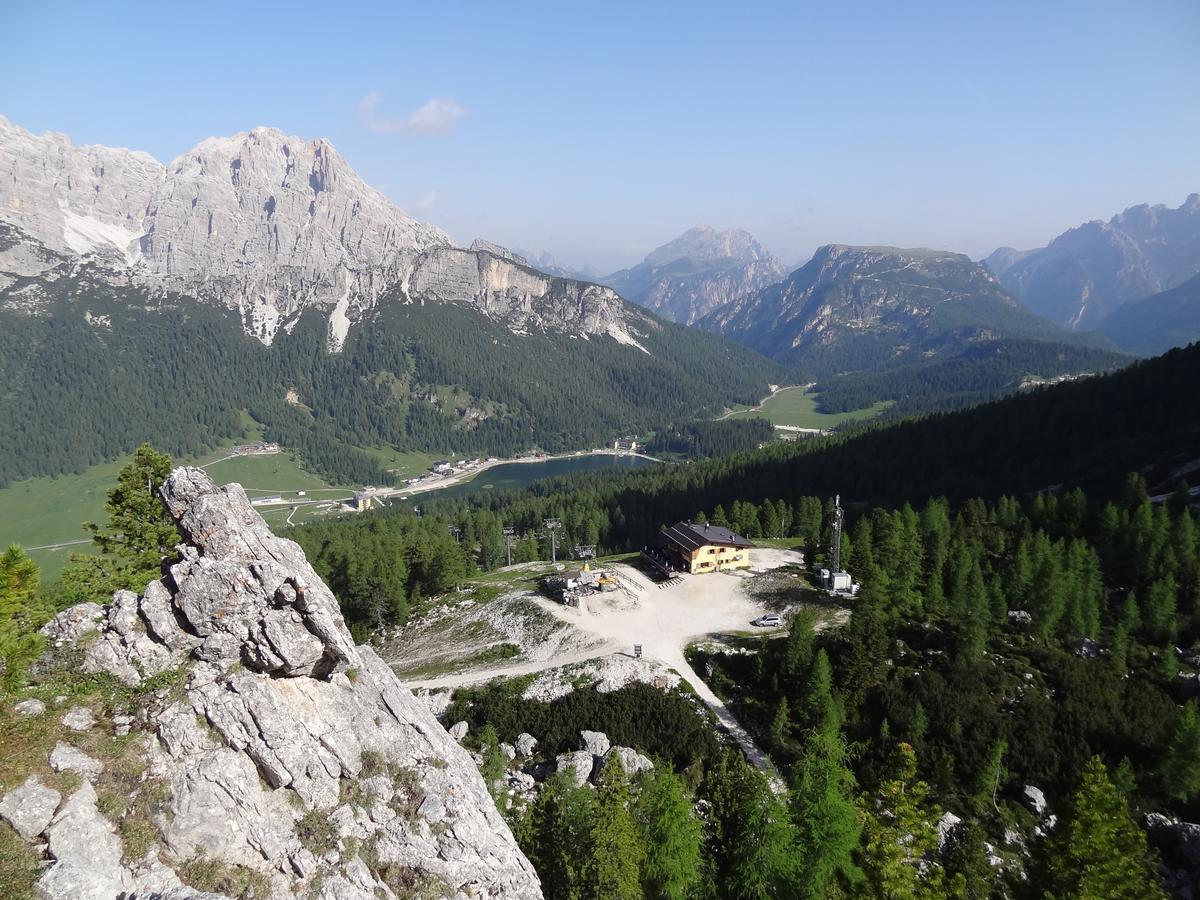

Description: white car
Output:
[752,614,782,628]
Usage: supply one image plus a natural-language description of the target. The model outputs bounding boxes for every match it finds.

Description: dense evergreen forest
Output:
[290,342,1199,636]
[440,477,1195,897]
[0,278,784,488]
[812,337,1130,417]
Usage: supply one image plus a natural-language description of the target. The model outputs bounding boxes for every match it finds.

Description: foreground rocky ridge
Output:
[2,467,541,899]
[0,114,635,350]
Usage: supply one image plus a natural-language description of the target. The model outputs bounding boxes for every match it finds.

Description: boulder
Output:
[1021,785,1048,817]
[12,698,45,717]
[580,730,611,757]
[449,721,469,742]
[60,707,95,732]
[500,742,517,761]
[1146,813,1200,868]
[0,775,60,840]
[515,733,538,757]
[556,751,596,788]
[49,742,104,778]
[39,602,103,644]
[937,811,962,850]
[600,746,653,779]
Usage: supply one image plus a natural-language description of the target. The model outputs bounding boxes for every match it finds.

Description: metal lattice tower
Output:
[544,518,563,564]
[832,494,844,572]
[503,526,515,567]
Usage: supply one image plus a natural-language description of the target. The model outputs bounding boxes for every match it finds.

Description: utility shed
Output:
[650,522,754,574]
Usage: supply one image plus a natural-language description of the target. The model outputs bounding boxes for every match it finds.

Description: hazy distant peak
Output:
[643,225,773,268]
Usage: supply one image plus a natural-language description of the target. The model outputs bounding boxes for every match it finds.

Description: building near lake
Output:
[644,521,754,575]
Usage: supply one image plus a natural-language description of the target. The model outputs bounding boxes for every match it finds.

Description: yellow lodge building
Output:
[645,521,755,575]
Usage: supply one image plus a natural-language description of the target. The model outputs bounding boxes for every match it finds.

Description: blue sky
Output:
[2,0,1196,272]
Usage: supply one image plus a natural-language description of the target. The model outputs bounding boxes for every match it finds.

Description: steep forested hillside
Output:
[812,337,1130,417]
[0,278,784,488]
[1099,272,1200,357]
[396,342,1198,556]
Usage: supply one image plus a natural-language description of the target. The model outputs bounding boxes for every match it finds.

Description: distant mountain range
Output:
[694,244,1128,416]
[0,115,783,487]
[985,194,1200,333]
[601,226,786,325]
[701,244,1109,369]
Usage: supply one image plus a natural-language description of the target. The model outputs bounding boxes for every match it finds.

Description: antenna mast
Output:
[832,494,843,572]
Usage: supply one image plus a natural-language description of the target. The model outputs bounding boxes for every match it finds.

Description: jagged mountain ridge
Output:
[13,467,541,898]
[0,115,635,349]
[602,226,786,325]
[700,243,1103,374]
[985,194,1200,331]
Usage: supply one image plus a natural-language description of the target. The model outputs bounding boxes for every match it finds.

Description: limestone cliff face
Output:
[407,246,627,337]
[27,467,542,899]
[0,115,639,350]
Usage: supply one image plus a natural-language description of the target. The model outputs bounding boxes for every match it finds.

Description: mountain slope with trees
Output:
[1099,272,1200,357]
[0,274,785,489]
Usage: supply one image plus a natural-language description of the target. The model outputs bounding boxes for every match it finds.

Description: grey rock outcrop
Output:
[49,743,104,778]
[1021,784,1048,818]
[515,733,538,758]
[555,751,596,789]
[60,707,95,732]
[0,776,60,841]
[601,747,654,779]
[13,698,45,717]
[22,467,541,899]
[450,721,470,742]
[580,730,611,757]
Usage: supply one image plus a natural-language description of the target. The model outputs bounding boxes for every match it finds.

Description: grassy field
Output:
[0,446,346,579]
[726,386,891,429]
[359,447,439,481]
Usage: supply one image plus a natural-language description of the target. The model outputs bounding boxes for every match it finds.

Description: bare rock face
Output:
[0,115,647,352]
[30,467,541,899]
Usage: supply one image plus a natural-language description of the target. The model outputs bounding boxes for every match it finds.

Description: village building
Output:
[643,522,754,575]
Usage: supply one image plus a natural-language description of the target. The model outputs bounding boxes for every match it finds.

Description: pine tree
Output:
[521,772,595,899]
[60,444,179,602]
[583,756,644,900]
[780,608,816,682]
[790,693,862,897]
[856,743,947,899]
[1040,756,1166,899]
[634,769,703,900]
[0,546,45,689]
[1162,702,1200,803]
[770,696,792,755]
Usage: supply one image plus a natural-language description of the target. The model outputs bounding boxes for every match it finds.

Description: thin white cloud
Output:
[412,190,438,212]
[357,93,468,136]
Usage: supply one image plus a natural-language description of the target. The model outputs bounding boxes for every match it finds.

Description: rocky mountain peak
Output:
[985,194,1200,330]
[643,225,773,268]
[11,467,542,898]
[604,225,786,325]
[0,115,648,350]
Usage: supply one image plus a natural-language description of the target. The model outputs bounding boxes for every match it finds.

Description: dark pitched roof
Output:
[660,521,755,551]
